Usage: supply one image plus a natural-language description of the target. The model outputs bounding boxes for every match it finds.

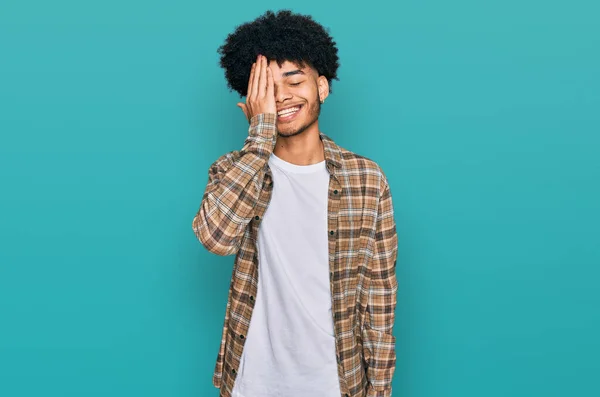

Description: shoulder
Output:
[337,146,391,196]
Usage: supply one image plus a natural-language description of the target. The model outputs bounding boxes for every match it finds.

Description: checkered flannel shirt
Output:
[192,113,398,397]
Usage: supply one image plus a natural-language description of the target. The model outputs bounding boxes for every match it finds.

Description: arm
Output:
[192,54,277,256]
[192,113,277,256]
[363,179,399,396]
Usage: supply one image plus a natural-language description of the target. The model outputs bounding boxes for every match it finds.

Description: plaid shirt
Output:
[192,113,398,397]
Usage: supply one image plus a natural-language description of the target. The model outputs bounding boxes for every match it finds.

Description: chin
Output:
[277,125,307,138]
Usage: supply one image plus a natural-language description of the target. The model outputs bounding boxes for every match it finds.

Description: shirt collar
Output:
[319,132,342,170]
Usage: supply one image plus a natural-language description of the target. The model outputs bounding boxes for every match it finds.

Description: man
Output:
[192,10,398,397]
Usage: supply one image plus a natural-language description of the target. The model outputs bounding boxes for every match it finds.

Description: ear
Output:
[317,75,330,103]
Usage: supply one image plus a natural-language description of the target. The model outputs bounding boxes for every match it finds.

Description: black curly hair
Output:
[217,9,340,98]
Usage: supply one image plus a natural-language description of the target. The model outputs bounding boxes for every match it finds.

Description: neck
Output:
[273,125,325,166]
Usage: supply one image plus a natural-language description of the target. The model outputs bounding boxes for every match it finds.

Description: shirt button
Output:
[329,230,335,236]
[249,295,254,302]
[333,189,338,195]
[231,369,236,375]
[254,215,260,221]
[239,334,245,339]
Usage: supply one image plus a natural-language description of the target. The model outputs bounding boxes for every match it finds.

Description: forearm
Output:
[192,113,277,255]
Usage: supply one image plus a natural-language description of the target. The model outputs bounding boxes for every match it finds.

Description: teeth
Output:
[277,106,300,116]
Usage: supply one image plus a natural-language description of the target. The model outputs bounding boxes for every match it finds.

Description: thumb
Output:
[237,102,249,121]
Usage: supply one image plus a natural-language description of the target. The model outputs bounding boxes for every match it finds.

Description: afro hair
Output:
[217,9,340,98]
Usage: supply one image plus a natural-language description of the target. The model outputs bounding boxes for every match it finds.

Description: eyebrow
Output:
[282,69,305,78]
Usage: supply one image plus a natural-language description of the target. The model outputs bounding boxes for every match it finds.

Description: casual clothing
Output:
[192,113,398,397]
[231,152,340,397]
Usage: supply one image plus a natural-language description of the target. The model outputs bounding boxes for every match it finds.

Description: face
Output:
[268,60,329,138]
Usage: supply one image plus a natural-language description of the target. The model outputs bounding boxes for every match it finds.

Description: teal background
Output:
[1,1,598,396]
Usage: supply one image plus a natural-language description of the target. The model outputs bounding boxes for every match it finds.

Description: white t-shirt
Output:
[231,152,341,397]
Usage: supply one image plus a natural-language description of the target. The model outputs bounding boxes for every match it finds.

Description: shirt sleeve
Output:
[192,113,277,256]
[363,178,399,396]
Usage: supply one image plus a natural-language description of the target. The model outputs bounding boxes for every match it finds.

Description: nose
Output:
[274,84,292,103]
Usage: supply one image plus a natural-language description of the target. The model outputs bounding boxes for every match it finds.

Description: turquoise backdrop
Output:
[1,1,598,396]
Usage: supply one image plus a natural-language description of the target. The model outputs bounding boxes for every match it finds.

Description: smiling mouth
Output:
[277,105,303,121]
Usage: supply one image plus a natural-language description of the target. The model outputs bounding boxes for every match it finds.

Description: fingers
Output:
[266,65,274,99]
[247,62,256,98]
[251,55,261,100]
[257,55,266,98]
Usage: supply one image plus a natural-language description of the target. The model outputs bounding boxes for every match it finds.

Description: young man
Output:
[192,10,398,397]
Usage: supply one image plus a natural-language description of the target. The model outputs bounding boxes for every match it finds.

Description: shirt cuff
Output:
[366,385,392,397]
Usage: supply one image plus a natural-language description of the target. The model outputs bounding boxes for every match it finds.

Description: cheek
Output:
[295,86,317,100]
